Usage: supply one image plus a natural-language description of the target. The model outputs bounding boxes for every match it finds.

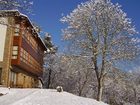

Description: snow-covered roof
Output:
[0,10,47,50]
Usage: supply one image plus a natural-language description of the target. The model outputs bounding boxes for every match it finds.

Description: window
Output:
[21,29,25,36]
[20,48,42,70]
[14,24,20,36]
[0,68,2,85]
[9,70,17,87]
[12,46,18,59]
[22,31,38,51]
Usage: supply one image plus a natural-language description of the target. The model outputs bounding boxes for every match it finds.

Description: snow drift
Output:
[0,87,107,105]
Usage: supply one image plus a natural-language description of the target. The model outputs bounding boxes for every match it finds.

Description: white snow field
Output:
[0,87,107,105]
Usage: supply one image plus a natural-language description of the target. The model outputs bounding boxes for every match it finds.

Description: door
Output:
[0,68,2,85]
[9,70,17,87]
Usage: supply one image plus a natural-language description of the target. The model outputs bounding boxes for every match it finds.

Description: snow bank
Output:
[0,87,107,105]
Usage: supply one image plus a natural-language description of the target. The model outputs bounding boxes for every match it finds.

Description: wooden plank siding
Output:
[11,18,44,77]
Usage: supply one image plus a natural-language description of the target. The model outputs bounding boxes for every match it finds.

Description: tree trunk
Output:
[46,68,52,88]
[133,87,137,105]
[91,56,102,101]
[97,78,103,101]
[97,28,107,101]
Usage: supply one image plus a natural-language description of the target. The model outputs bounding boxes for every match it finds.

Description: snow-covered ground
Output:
[0,87,107,105]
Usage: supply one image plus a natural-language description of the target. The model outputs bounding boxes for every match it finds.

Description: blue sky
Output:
[30,0,140,49]
[30,0,140,48]
[30,0,87,47]
[29,0,140,70]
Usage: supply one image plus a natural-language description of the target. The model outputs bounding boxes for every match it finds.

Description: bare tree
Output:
[43,54,95,96]
[43,54,58,88]
[43,34,58,88]
[61,0,139,101]
[125,70,140,105]
[43,53,140,104]
[60,55,94,96]
[0,0,33,14]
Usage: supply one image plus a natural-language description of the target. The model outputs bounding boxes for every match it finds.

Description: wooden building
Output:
[0,10,47,88]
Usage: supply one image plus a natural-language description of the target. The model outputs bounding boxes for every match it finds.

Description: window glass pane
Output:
[14,33,19,36]
[23,55,26,58]
[15,28,20,33]
[15,24,20,28]
[12,46,18,59]
[9,70,17,87]
[12,51,18,55]
[27,36,30,40]
[22,31,25,35]
[13,46,18,50]
[14,24,20,37]
[20,57,23,61]
[12,56,17,59]
[20,52,23,57]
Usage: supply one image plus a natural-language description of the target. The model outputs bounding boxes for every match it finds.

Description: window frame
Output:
[12,46,19,59]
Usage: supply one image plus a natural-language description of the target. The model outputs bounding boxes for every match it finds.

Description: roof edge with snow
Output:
[0,10,47,51]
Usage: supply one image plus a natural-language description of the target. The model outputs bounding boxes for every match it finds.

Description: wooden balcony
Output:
[11,36,44,77]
